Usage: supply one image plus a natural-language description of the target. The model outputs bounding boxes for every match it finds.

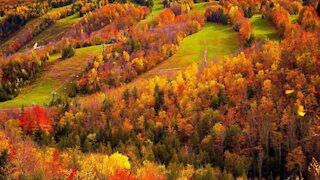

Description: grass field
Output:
[23,12,81,50]
[135,22,241,80]
[0,45,102,109]
[250,14,280,41]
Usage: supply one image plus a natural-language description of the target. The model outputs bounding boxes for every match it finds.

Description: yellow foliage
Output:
[0,131,9,154]
[123,51,130,62]
[297,104,306,117]
[285,89,295,95]
[104,152,131,174]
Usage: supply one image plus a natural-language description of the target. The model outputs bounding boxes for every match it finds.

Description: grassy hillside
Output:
[1,5,73,49]
[23,12,81,50]
[0,45,102,108]
[135,23,241,80]
[250,14,280,41]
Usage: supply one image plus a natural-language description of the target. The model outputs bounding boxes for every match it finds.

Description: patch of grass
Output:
[250,14,280,41]
[137,23,241,79]
[290,14,299,23]
[23,12,81,50]
[0,45,102,109]
[190,2,207,15]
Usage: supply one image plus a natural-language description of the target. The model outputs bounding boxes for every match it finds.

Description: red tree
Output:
[19,106,52,135]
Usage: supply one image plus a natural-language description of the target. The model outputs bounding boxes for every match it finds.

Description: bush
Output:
[61,44,75,59]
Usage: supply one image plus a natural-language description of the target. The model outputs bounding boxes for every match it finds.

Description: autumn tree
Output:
[286,146,306,178]
[19,106,52,136]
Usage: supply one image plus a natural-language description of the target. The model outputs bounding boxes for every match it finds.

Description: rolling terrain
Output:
[1,0,318,179]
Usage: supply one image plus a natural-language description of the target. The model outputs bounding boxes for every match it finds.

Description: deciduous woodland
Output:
[0,0,319,179]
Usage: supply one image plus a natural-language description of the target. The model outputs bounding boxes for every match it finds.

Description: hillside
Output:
[0,0,319,179]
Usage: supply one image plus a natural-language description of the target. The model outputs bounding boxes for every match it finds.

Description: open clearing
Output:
[134,22,241,80]
[0,45,102,108]
[23,12,82,50]
[250,14,280,41]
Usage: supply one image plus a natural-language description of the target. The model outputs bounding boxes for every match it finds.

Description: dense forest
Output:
[0,0,319,179]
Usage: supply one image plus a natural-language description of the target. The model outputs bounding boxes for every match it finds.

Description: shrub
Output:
[61,44,75,59]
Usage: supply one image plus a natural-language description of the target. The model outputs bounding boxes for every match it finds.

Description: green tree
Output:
[224,151,247,177]
[0,150,9,179]
[154,84,164,113]
[61,44,75,59]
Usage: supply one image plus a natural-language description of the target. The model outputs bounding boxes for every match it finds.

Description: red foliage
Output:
[19,106,52,135]
[178,84,185,93]
[68,167,77,180]
[108,169,138,180]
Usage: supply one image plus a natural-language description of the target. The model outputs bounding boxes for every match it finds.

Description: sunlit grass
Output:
[0,45,102,109]
[137,23,241,79]
[250,14,280,41]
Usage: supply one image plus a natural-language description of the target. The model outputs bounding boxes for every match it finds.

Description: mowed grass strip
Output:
[136,22,241,80]
[23,12,82,50]
[250,14,280,41]
[0,45,102,109]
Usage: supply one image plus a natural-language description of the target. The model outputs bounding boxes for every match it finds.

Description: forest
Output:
[0,0,319,179]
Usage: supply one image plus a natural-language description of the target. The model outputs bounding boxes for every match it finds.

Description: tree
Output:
[154,84,164,113]
[205,5,228,25]
[224,151,247,177]
[286,146,306,178]
[19,106,52,135]
[61,44,75,59]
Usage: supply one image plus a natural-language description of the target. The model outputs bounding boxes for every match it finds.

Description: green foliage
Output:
[244,34,255,47]
[244,7,253,18]
[224,125,241,151]
[135,0,154,8]
[154,84,164,113]
[61,44,75,59]
[0,150,9,179]
[224,151,247,177]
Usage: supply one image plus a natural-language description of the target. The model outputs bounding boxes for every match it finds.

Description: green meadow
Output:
[137,23,241,79]
[250,14,280,41]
